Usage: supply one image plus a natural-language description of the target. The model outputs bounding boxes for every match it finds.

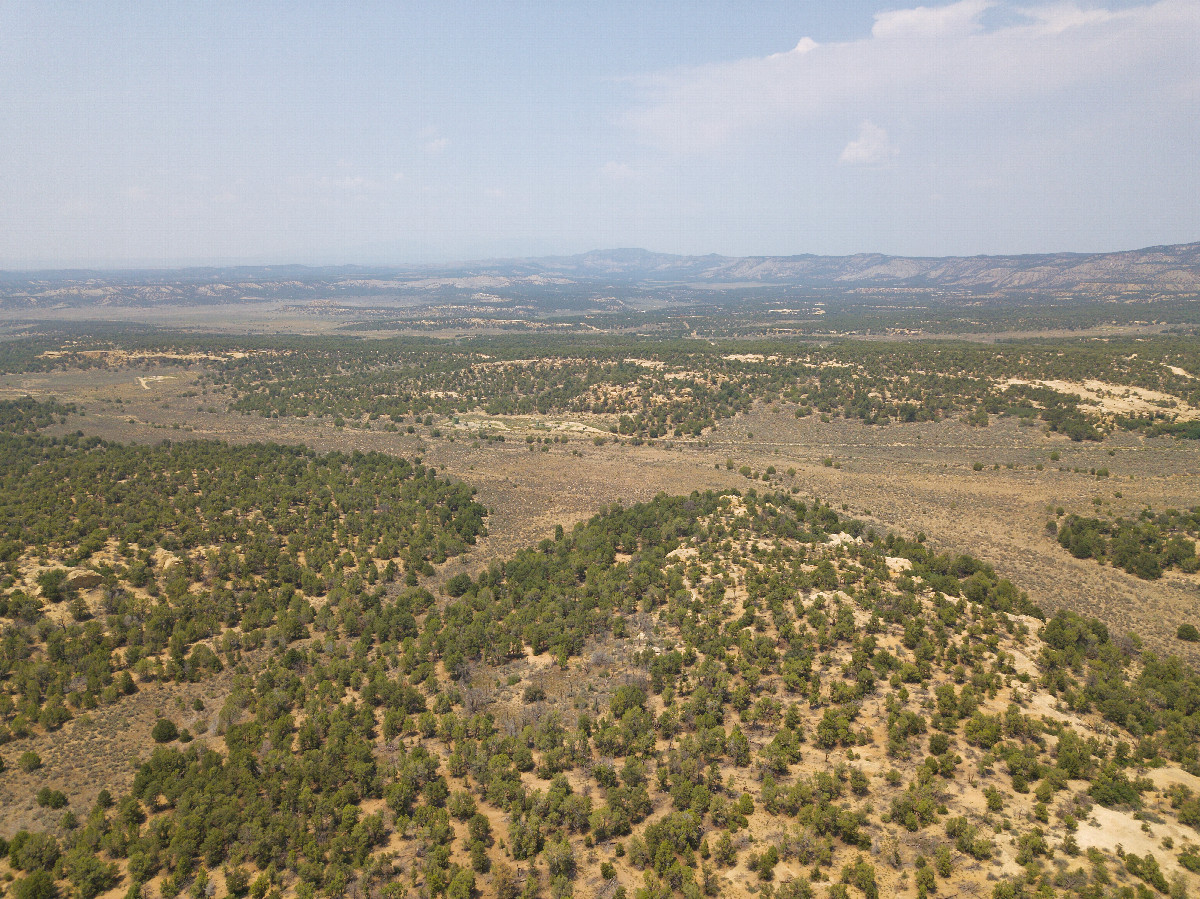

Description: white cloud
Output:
[292,170,406,193]
[871,0,993,39]
[1015,3,1117,34]
[767,37,819,60]
[601,161,637,182]
[839,122,897,165]
[316,175,369,190]
[627,0,1200,154]
[418,125,449,155]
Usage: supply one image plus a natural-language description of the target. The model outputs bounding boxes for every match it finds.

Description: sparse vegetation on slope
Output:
[0,401,485,741]
[4,480,1200,899]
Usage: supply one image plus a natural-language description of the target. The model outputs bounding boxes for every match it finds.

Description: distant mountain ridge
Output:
[2,242,1199,307]
[526,242,1200,291]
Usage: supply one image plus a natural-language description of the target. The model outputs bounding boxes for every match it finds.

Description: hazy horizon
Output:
[5,238,1200,277]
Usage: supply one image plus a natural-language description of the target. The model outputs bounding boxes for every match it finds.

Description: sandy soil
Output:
[1005,377,1199,420]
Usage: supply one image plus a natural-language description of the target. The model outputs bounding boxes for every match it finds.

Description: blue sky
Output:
[2,1,1197,267]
